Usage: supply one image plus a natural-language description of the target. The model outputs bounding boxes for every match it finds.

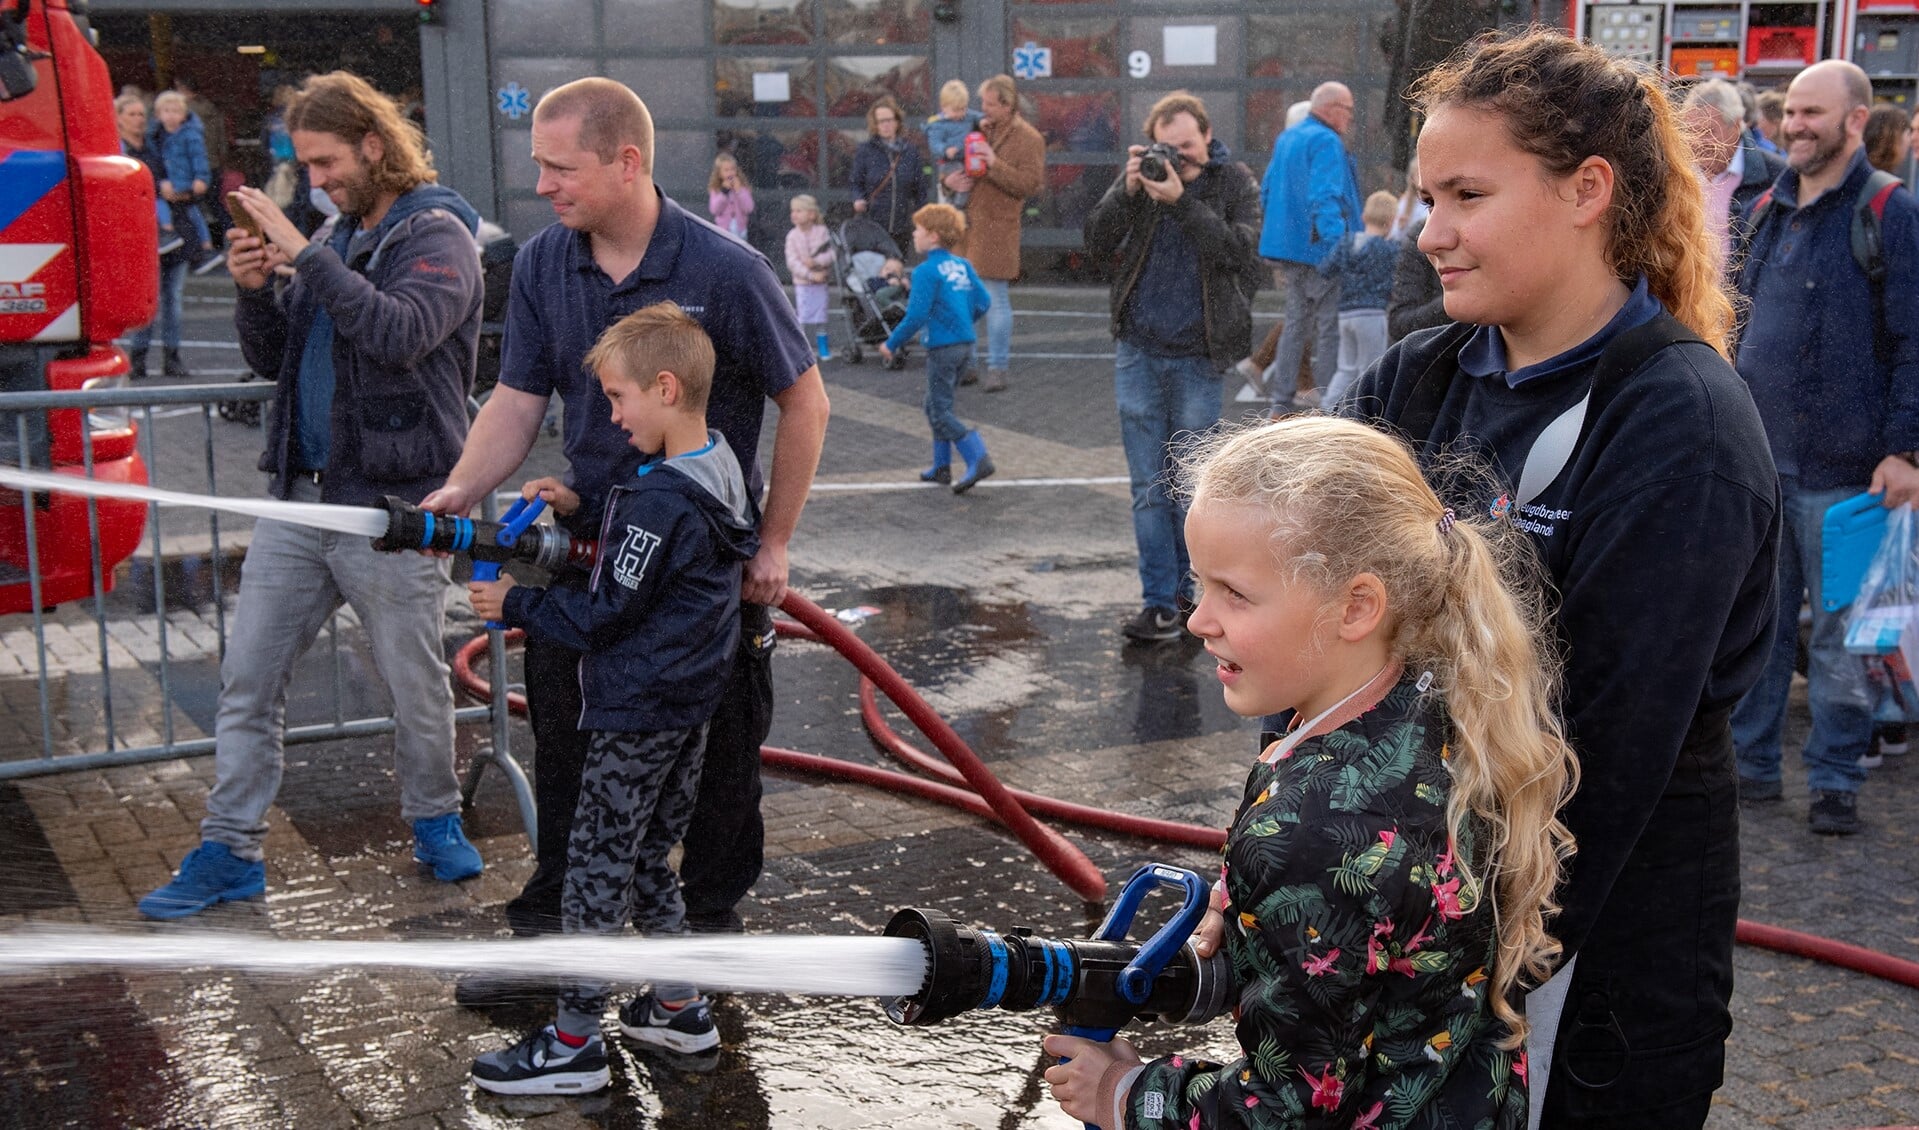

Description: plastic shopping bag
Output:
[1845,503,1919,656]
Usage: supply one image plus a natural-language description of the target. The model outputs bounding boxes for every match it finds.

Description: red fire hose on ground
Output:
[450,590,1919,998]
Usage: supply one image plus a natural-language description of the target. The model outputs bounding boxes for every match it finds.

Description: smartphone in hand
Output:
[226,192,262,239]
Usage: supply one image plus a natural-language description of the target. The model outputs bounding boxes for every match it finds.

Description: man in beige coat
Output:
[943,73,1045,392]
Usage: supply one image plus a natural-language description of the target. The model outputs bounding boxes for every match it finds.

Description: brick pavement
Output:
[1,286,1915,1127]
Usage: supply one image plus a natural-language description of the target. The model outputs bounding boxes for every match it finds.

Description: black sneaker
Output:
[1122,605,1183,643]
[1808,789,1862,836]
[618,991,720,1053]
[471,1025,609,1095]
[1737,775,1782,805]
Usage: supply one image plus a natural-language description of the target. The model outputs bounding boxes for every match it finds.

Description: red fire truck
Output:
[0,0,155,613]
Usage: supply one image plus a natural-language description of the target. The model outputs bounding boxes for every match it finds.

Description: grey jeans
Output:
[201,479,460,859]
[1266,259,1341,412]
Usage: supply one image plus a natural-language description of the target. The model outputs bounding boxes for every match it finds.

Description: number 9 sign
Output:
[1128,50,1152,79]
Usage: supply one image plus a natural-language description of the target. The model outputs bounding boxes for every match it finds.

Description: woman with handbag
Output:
[850,96,925,255]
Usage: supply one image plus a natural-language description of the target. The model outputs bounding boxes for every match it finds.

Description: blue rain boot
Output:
[414,812,484,881]
[138,842,266,919]
[952,431,995,495]
[920,440,952,485]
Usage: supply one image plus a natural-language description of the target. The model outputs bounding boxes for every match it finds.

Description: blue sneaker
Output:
[138,842,265,919]
[413,812,483,881]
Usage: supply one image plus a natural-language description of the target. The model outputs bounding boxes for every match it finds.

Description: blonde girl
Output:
[783,193,832,357]
[707,153,754,240]
[1045,416,1576,1129]
[1348,28,1778,1129]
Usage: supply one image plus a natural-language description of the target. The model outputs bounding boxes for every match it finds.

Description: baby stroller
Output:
[831,215,909,369]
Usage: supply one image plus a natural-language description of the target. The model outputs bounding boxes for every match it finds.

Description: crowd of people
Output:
[120,22,1919,1130]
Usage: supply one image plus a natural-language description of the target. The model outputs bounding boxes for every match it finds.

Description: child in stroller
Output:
[832,215,910,369]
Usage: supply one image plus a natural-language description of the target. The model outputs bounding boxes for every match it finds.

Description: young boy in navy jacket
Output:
[466,301,760,1096]
[880,203,995,493]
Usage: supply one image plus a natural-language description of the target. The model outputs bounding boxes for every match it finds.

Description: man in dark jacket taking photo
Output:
[1084,91,1261,644]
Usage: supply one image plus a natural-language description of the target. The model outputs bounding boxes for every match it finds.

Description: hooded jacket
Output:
[503,432,762,732]
[1083,138,1262,368]
[236,182,483,506]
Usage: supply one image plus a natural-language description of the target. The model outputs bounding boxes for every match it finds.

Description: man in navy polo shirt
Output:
[422,78,829,999]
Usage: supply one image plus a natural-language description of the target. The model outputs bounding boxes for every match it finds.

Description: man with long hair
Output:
[139,71,488,919]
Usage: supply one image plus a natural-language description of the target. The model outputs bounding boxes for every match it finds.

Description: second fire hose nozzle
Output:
[880,864,1232,1037]
[374,495,597,573]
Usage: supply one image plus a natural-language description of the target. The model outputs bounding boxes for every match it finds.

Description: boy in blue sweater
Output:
[466,302,760,1095]
[880,203,995,492]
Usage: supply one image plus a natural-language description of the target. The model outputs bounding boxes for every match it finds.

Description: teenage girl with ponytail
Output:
[1343,28,1779,1130]
[1044,416,1577,1129]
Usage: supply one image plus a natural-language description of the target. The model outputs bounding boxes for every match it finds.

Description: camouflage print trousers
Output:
[558,724,707,1028]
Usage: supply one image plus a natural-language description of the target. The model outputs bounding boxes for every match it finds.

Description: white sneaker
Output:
[1233,381,1262,403]
[1295,388,1323,410]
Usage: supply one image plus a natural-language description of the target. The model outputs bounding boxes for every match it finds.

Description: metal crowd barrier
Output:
[0,381,535,847]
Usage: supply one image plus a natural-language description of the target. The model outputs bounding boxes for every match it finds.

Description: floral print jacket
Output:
[1126,675,1527,1130]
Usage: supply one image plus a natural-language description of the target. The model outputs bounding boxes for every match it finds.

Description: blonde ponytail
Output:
[1183,417,1577,1046]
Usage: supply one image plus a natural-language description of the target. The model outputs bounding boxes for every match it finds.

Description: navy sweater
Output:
[1346,313,1779,1110]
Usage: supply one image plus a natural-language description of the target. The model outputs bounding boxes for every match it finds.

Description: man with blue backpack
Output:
[1733,59,1919,836]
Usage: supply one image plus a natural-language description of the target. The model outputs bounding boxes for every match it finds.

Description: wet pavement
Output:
[0,280,1915,1128]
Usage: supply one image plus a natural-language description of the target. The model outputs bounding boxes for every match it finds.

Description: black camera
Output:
[1138,142,1184,183]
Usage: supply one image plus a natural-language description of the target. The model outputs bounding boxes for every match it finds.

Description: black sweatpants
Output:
[505,601,775,936]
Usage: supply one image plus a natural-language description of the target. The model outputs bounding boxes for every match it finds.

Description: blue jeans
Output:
[127,258,187,353]
[1731,477,1871,793]
[923,342,972,442]
[981,278,1011,370]
[1115,341,1222,609]
[201,480,461,859]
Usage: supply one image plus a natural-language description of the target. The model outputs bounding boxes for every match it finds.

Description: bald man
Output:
[1732,59,1919,836]
[1256,81,1362,415]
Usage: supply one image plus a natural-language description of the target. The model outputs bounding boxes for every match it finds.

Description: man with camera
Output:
[1084,92,1262,644]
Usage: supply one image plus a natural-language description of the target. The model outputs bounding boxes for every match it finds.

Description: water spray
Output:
[0,465,391,537]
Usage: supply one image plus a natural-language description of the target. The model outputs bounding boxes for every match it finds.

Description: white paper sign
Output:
[1163,25,1217,68]
[753,72,790,103]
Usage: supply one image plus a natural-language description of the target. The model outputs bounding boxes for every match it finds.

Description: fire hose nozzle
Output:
[880,864,1232,1036]
[373,495,597,574]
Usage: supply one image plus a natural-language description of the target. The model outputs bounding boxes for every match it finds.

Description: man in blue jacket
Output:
[140,71,486,918]
[1257,81,1360,415]
[1733,59,1919,836]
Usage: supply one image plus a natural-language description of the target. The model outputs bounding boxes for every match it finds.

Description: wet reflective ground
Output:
[3,284,1916,1127]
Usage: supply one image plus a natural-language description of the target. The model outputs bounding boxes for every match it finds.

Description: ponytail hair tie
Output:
[1437,508,1456,536]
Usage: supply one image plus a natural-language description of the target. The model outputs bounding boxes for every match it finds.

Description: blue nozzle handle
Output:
[496,494,547,546]
[1090,864,1210,1006]
[1054,864,1209,1130]
[473,496,548,629]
